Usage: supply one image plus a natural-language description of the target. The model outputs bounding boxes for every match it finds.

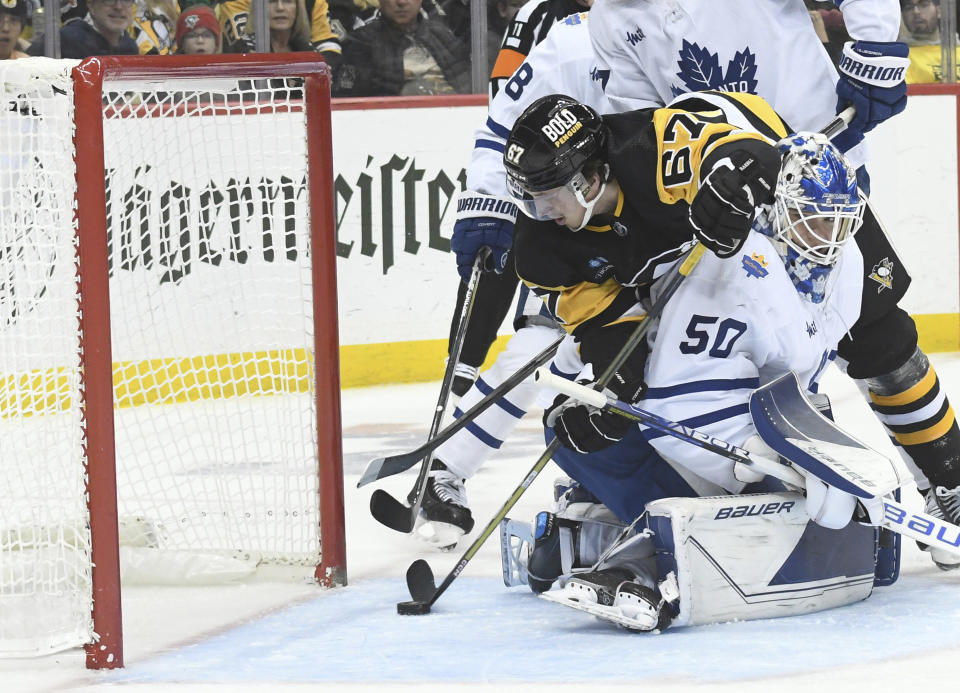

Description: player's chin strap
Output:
[534,369,960,560]
[570,164,610,231]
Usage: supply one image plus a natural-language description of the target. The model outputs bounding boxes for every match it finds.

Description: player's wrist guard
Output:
[836,40,909,135]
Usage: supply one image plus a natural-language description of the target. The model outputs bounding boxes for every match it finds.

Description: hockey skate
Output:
[916,487,960,570]
[451,362,478,398]
[539,568,673,632]
[918,486,960,570]
[413,460,475,551]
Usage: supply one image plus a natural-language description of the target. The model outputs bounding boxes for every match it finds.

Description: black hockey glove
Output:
[544,392,632,455]
[688,149,775,259]
[579,323,648,404]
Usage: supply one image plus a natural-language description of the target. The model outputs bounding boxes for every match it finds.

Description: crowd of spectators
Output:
[1,0,958,91]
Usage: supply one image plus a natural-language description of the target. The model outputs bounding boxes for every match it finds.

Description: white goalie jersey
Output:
[587,0,903,169]
[467,12,610,197]
[639,231,864,491]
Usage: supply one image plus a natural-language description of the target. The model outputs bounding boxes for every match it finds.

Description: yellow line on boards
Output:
[0,313,955,414]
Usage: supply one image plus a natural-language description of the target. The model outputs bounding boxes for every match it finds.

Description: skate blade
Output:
[921,543,960,570]
[930,550,960,571]
[413,517,465,552]
[539,587,660,632]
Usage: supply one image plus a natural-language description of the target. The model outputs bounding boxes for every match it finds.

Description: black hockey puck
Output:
[397,600,431,615]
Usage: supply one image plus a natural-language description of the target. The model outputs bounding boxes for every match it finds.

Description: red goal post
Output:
[0,54,345,669]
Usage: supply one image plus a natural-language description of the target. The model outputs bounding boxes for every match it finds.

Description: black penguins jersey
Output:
[513,91,790,341]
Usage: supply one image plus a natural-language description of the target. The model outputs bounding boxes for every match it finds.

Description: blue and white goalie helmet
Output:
[772,133,865,266]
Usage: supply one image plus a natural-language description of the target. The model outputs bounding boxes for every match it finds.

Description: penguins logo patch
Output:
[869,258,894,292]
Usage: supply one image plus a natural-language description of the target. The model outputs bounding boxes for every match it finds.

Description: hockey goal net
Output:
[0,55,345,668]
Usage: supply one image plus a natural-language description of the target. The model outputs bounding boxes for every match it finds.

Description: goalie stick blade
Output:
[406,559,437,604]
[369,489,418,534]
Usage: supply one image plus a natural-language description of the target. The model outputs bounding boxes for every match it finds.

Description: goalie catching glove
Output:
[688,148,777,258]
[544,387,632,454]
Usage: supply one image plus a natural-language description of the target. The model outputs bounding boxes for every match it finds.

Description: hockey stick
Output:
[535,371,960,559]
[369,250,488,532]
[397,243,707,615]
[396,107,858,612]
[358,333,564,488]
[362,108,856,492]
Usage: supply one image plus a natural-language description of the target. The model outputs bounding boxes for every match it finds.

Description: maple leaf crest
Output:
[671,41,759,97]
[723,48,758,92]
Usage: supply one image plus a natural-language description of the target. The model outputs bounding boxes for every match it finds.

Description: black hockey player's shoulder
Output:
[601,109,660,196]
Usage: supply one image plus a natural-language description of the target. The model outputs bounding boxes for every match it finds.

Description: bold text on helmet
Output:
[541,108,583,148]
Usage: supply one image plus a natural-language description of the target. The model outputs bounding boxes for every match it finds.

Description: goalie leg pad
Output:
[645,492,878,628]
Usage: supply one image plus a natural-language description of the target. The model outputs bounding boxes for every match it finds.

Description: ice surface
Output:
[3,357,960,692]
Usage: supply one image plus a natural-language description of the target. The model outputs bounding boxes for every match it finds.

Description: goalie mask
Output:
[770,133,865,303]
[503,94,608,231]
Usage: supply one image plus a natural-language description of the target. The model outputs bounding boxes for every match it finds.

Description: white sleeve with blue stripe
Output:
[639,234,862,492]
[466,13,612,196]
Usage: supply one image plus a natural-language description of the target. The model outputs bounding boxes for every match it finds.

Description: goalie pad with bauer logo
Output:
[503,489,896,630]
[645,492,884,628]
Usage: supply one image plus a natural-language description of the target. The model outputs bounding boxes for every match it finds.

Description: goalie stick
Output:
[368,250,486,533]
[397,244,707,615]
[535,370,960,559]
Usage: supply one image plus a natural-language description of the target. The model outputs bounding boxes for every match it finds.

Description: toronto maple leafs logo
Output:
[671,40,759,98]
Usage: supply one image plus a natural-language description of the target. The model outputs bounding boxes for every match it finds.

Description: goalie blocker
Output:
[503,489,898,630]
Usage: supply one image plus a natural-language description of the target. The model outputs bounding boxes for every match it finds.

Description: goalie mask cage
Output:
[0,54,346,669]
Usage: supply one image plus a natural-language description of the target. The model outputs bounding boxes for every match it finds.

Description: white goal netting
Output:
[0,57,333,658]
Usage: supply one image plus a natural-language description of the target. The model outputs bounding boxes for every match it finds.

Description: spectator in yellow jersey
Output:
[230,0,311,52]
[0,0,29,59]
[175,2,221,52]
[900,0,960,82]
[131,0,179,54]
[219,0,342,65]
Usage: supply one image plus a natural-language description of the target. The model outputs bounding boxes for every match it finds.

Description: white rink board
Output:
[330,95,960,346]
[867,93,959,315]
[331,105,484,346]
